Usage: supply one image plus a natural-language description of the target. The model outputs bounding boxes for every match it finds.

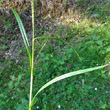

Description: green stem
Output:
[29,0,35,109]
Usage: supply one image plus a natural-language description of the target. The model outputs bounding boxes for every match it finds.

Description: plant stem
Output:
[29,0,35,109]
[36,41,47,60]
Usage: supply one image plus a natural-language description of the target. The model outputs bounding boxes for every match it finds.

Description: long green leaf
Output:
[11,9,32,65]
[30,63,109,107]
[34,36,81,62]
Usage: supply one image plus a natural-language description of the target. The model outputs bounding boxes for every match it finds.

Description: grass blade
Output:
[34,36,81,62]
[11,9,32,65]
[30,63,109,107]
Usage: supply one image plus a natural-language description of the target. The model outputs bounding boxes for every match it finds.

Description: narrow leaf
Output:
[11,9,32,65]
[34,36,81,62]
[30,64,109,107]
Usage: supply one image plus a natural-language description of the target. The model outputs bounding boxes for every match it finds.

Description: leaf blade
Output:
[30,64,108,107]
[34,36,81,62]
[11,9,32,65]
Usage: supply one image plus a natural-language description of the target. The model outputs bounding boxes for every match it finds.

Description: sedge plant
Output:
[11,0,109,110]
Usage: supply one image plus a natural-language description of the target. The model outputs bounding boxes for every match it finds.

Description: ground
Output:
[0,1,110,110]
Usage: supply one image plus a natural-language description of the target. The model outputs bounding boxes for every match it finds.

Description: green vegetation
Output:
[0,0,110,110]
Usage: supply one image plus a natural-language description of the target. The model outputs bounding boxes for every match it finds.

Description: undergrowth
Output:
[0,1,110,110]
